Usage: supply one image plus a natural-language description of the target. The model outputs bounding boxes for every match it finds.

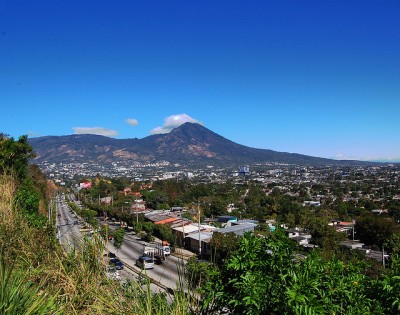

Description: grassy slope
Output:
[0,174,193,315]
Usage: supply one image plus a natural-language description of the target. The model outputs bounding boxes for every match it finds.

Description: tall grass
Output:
[1,172,197,314]
[0,173,59,314]
[0,252,59,315]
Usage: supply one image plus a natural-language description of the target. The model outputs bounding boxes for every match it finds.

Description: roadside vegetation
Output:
[1,132,400,314]
[0,134,194,314]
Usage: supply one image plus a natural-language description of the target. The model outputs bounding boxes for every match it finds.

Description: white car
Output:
[135,256,155,270]
[106,267,121,281]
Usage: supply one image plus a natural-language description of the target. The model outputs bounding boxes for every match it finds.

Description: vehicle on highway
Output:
[135,256,154,270]
[161,240,171,256]
[106,266,121,281]
[153,255,163,265]
[104,252,116,258]
[109,257,124,270]
[142,240,170,262]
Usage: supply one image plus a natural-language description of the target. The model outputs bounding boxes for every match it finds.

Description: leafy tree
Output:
[185,256,211,289]
[153,224,176,246]
[206,197,226,217]
[81,208,97,226]
[100,224,110,240]
[384,232,400,255]
[355,213,399,248]
[186,183,212,201]
[0,134,35,181]
[113,228,126,251]
[142,190,168,210]
[373,254,400,314]
[388,199,400,222]
[285,212,296,228]
[202,231,382,314]
[14,178,39,214]
[209,232,239,266]
[111,177,129,192]
[202,230,295,314]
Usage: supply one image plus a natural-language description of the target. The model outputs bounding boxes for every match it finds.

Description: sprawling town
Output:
[42,160,400,265]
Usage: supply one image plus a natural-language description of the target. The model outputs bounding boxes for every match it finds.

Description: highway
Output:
[106,229,187,290]
[57,193,188,291]
[56,194,84,251]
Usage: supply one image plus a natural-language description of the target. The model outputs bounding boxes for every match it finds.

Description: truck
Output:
[142,241,171,264]
[161,240,171,256]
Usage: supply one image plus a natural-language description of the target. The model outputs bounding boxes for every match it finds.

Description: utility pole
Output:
[198,200,202,258]
[382,245,386,268]
[182,221,185,248]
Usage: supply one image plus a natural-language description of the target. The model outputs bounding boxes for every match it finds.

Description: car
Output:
[153,255,163,265]
[104,252,116,258]
[135,256,154,270]
[109,257,124,270]
[106,266,121,281]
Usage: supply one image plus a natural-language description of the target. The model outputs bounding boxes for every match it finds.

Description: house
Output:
[371,209,388,215]
[214,223,256,237]
[340,240,364,249]
[302,201,321,207]
[131,199,146,212]
[145,213,178,225]
[186,232,213,255]
[100,196,112,204]
[216,215,238,224]
[233,219,259,226]
[286,229,300,238]
[185,223,256,255]
[171,207,184,212]
[171,223,209,247]
[356,248,389,263]
[285,229,312,245]
[291,236,309,246]
[331,220,354,233]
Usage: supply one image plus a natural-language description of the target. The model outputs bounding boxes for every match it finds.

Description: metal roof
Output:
[215,223,255,235]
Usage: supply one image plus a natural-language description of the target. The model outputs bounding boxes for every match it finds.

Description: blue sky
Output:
[1,0,399,162]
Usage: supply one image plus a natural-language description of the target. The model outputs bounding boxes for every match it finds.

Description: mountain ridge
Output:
[28,122,375,167]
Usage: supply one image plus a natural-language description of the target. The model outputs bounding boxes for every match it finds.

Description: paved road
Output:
[106,230,188,290]
[56,194,84,251]
[59,194,189,291]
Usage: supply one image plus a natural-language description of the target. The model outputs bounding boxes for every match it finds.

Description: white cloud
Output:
[150,114,203,135]
[126,118,139,126]
[27,131,42,137]
[333,153,400,162]
[73,127,118,137]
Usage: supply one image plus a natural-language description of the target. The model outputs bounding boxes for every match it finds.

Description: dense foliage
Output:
[195,231,400,315]
[0,134,35,181]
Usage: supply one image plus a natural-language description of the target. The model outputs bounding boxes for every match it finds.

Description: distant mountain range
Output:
[28,122,373,167]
